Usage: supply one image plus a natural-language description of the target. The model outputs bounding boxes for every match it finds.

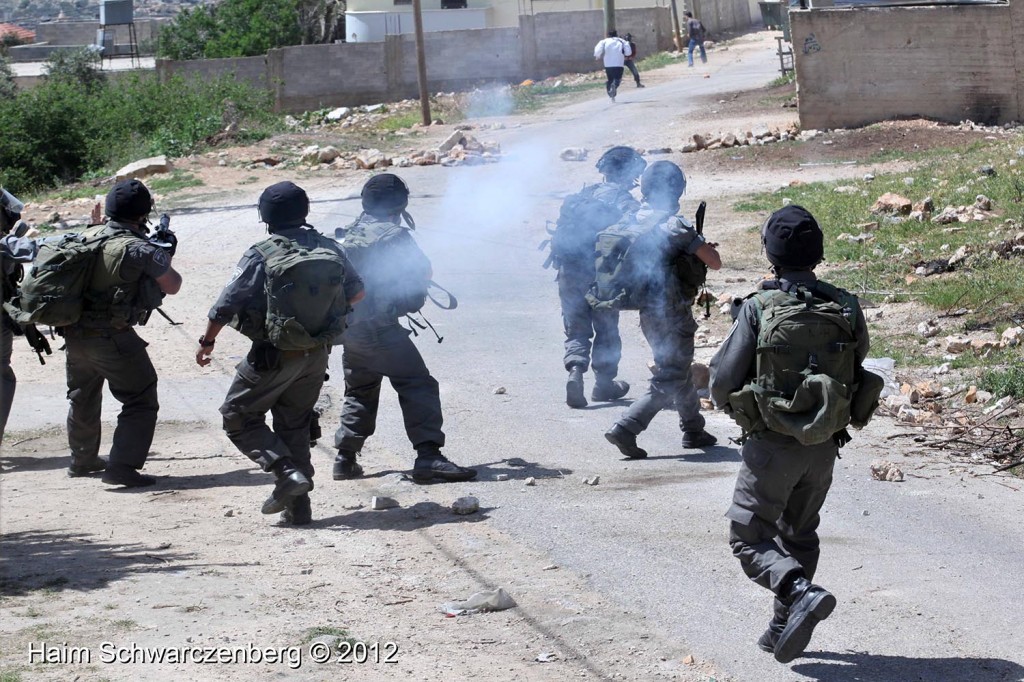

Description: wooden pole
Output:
[603,0,615,35]
[412,0,431,126]
[670,0,684,51]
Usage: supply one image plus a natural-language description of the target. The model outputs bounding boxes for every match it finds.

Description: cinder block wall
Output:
[158,55,268,91]
[157,6,675,113]
[791,4,1023,129]
[35,19,165,46]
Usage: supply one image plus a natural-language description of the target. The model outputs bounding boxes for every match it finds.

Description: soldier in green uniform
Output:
[63,180,182,486]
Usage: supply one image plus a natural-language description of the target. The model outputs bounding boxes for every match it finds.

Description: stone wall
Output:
[791,4,1024,129]
[158,55,268,91]
[690,0,759,37]
[34,19,165,46]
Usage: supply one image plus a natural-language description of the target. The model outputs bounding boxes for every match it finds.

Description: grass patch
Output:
[147,171,205,194]
[510,80,604,113]
[112,619,137,630]
[978,359,1024,399]
[1,670,24,682]
[636,51,682,71]
[768,71,795,88]
[378,111,422,132]
[733,135,1024,336]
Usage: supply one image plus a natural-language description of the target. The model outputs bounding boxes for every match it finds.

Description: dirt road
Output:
[3,32,1023,682]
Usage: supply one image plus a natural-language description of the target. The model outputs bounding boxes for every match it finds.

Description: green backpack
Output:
[241,233,351,351]
[4,225,121,328]
[735,281,860,445]
[586,212,706,311]
[337,217,430,320]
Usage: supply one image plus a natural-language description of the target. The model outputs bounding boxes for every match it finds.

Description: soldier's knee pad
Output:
[221,411,245,436]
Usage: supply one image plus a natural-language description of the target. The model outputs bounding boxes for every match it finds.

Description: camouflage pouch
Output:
[850,368,884,429]
[727,384,767,435]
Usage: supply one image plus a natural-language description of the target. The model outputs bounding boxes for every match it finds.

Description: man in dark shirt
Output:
[623,33,644,88]
[1,186,37,447]
[197,181,363,526]
[63,179,182,487]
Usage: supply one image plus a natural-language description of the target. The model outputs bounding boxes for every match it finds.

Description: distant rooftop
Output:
[0,22,36,42]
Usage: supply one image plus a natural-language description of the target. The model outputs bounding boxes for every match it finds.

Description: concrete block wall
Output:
[157,6,675,113]
[157,55,268,91]
[268,42,388,112]
[791,4,1023,129]
[34,19,164,46]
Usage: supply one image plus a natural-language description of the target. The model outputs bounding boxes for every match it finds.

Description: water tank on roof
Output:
[100,0,134,26]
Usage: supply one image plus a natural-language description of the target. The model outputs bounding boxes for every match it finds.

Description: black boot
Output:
[282,493,312,526]
[261,459,312,515]
[681,430,717,448]
[757,598,789,654]
[101,463,155,488]
[68,456,107,478]
[591,376,629,402]
[774,577,836,663]
[566,365,587,408]
[333,449,364,480]
[412,446,477,483]
[604,424,648,459]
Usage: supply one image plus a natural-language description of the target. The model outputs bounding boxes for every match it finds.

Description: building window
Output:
[441,0,468,7]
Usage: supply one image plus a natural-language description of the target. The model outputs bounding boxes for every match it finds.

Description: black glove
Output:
[152,230,177,258]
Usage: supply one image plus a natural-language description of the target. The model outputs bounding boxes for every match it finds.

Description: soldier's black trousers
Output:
[64,328,159,469]
[334,321,444,454]
[0,321,14,446]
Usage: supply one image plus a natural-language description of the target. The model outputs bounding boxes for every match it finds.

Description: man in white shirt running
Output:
[594,30,632,102]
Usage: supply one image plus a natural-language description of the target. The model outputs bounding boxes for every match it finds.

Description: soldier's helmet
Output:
[258,181,310,229]
[640,160,687,201]
[361,173,410,215]
[105,179,153,222]
[596,146,647,182]
[761,204,824,269]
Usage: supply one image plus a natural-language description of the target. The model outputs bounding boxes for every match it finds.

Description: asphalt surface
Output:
[9,33,1024,682]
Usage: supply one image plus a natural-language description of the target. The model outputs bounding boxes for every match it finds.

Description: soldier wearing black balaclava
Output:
[330,173,476,484]
[709,205,871,663]
[557,146,645,409]
[604,161,721,458]
[0,186,37,447]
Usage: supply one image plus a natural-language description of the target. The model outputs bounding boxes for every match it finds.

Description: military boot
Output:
[412,446,477,483]
[591,376,629,402]
[68,456,107,478]
[566,366,587,409]
[774,577,836,663]
[757,599,789,654]
[333,449,364,480]
[604,424,648,459]
[282,493,312,526]
[261,459,312,515]
[101,463,155,488]
[681,430,717,449]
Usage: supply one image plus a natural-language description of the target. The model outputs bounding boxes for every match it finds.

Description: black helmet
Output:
[1,187,23,235]
[361,173,410,215]
[258,181,310,229]
[595,146,646,182]
[105,179,153,222]
[640,160,686,202]
[762,204,823,269]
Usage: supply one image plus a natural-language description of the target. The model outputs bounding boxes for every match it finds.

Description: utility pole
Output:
[412,0,431,126]
[603,0,615,35]
[669,0,684,51]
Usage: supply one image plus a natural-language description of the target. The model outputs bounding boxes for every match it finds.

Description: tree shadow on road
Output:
[792,651,1024,682]
[0,529,195,596]
[315,501,491,531]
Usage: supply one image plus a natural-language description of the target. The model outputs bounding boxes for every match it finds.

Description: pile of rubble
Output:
[870,191,998,225]
[247,127,502,172]
[681,122,802,153]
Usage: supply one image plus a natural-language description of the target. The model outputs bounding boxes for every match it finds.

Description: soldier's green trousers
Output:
[220,343,330,479]
[64,327,159,469]
[558,270,622,377]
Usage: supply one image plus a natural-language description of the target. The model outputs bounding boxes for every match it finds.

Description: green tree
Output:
[44,47,106,92]
[157,0,302,60]
[0,55,16,100]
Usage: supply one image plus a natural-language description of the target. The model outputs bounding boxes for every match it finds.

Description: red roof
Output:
[0,23,36,43]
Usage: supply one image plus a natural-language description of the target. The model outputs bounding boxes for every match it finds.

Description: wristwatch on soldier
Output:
[198,336,216,348]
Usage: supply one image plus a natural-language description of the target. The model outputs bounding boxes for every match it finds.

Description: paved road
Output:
[10,33,1024,682]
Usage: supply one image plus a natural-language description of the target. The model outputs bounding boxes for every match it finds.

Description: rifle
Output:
[150,213,177,256]
[22,323,52,365]
[695,201,712,319]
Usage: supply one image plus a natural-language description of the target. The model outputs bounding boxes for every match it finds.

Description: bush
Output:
[0,55,15,100]
[979,361,1024,400]
[44,48,107,92]
[0,73,278,191]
